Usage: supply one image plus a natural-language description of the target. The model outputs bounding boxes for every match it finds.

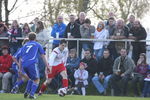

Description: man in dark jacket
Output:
[64,14,81,50]
[110,48,135,96]
[128,20,147,64]
[80,49,97,82]
[92,49,113,94]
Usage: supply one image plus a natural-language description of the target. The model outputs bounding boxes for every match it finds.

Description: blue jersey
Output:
[20,41,45,67]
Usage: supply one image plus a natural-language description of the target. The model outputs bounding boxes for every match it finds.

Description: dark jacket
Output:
[64,22,81,38]
[113,56,135,75]
[97,56,114,76]
[75,18,84,25]
[130,26,147,47]
[64,22,81,49]
[81,57,97,76]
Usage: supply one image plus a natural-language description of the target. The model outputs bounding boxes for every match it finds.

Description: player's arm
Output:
[41,54,49,68]
[12,56,20,67]
[47,51,57,73]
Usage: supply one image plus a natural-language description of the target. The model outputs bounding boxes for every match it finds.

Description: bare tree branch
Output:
[9,0,18,12]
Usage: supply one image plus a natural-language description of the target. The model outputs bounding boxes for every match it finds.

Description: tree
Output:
[42,0,97,25]
[0,0,2,22]
[4,0,18,25]
[91,0,150,22]
[0,0,19,25]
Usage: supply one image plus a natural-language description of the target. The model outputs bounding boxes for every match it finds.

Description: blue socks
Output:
[25,80,33,93]
[30,82,39,96]
[15,80,24,87]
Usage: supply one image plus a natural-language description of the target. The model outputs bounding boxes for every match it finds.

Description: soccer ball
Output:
[58,88,67,97]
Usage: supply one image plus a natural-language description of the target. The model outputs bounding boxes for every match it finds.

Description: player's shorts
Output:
[23,63,39,80]
[48,63,66,78]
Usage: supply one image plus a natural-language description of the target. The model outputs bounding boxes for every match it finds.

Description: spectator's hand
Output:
[121,73,125,77]
[0,64,2,66]
[99,75,105,80]
[68,35,74,38]
[128,36,136,40]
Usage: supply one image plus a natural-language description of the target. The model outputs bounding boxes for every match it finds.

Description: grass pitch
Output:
[0,94,149,100]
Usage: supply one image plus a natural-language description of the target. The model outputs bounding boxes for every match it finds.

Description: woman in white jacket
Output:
[94,21,109,61]
[74,62,88,96]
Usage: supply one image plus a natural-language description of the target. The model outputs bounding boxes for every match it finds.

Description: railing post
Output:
[77,39,79,57]
[125,40,127,49]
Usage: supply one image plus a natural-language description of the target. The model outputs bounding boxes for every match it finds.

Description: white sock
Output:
[81,87,86,96]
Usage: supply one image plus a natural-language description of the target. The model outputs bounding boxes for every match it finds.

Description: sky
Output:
[8,0,150,31]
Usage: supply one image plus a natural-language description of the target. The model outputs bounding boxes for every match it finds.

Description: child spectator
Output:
[66,49,80,87]
[74,62,88,96]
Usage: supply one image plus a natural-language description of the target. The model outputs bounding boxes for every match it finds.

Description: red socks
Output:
[62,79,68,88]
[39,84,47,93]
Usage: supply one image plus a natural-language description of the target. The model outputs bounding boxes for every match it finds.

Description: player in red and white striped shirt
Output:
[38,39,68,95]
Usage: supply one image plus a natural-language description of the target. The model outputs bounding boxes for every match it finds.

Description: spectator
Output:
[127,15,135,30]
[9,35,21,55]
[51,15,66,49]
[131,53,148,97]
[22,23,31,37]
[106,17,117,59]
[128,20,147,64]
[80,18,95,52]
[64,14,81,50]
[36,21,50,78]
[0,22,10,37]
[9,20,22,37]
[105,17,116,36]
[75,12,86,57]
[105,12,116,26]
[92,49,113,95]
[36,21,50,47]
[74,62,88,96]
[75,12,86,25]
[142,65,150,97]
[110,48,135,96]
[0,22,10,48]
[0,46,13,93]
[110,19,129,57]
[80,49,97,82]
[30,17,39,32]
[94,21,109,61]
[66,49,80,87]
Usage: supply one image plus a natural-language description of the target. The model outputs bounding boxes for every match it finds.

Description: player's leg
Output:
[28,64,40,99]
[60,70,68,89]
[38,78,52,95]
[11,70,29,93]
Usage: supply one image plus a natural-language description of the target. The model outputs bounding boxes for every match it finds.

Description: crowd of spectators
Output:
[0,11,150,97]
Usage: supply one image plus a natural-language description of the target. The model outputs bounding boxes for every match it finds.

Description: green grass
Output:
[0,94,149,100]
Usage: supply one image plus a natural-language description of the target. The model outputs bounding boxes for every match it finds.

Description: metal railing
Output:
[0,37,149,57]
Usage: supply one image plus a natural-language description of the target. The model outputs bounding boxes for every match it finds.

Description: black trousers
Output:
[110,74,130,96]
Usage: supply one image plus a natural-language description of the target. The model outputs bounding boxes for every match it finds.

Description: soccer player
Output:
[20,32,49,99]
[38,39,68,95]
[11,39,29,94]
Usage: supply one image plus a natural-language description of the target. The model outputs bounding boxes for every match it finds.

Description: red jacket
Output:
[0,54,13,73]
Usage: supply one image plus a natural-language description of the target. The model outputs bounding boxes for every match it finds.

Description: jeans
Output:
[143,81,150,97]
[94,48,104,61]
[92,75,111,94]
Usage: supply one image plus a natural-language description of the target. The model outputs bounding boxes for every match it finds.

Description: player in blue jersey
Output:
[20,32,49,99]
[11,39,29,94]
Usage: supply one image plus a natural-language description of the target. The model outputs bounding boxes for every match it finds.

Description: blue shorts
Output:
[23,63,39,80]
